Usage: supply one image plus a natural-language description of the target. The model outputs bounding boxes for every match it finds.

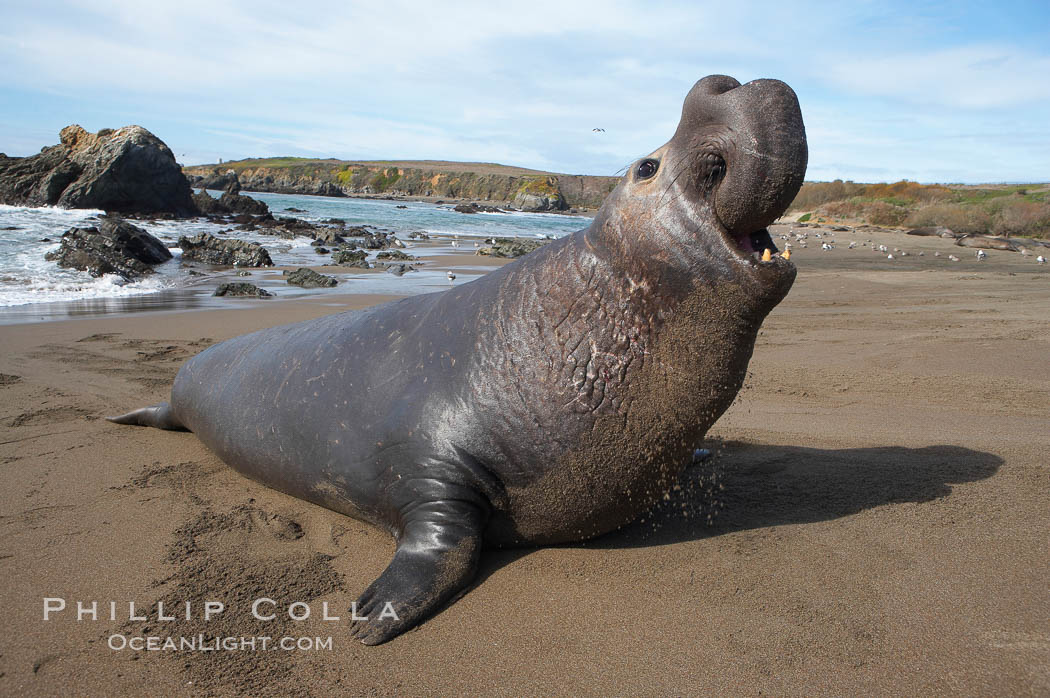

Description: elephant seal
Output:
[110,75,807,645]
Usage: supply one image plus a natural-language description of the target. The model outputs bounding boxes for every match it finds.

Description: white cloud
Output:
[826,45,1050,109]
[1,0,1047,181]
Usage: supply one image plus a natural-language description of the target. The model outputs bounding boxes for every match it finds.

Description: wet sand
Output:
[1,226,1048,695]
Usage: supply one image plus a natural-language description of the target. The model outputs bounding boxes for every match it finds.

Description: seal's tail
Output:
[106,402,187,431]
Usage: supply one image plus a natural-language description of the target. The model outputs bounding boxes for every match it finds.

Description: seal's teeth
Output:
[761,248,772,262]
[782,249,791,260]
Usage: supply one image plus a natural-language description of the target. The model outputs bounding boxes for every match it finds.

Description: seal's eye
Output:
[636,159,659,180]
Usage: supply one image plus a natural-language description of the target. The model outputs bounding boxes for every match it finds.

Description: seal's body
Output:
[112,75,808,644]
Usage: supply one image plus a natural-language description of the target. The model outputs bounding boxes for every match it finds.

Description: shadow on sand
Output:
[476,441,1003,577]
[597,440,1003,548]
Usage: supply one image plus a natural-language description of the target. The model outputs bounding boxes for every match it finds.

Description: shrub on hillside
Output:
[904,203,992,235]
[990,199,1050,237]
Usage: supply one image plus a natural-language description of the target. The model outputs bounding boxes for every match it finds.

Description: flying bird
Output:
[592,128,605,132]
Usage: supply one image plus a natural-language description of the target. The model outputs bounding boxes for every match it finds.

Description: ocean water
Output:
[0,192,590,321]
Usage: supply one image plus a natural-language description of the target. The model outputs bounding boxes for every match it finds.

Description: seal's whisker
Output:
[655,159,693,212]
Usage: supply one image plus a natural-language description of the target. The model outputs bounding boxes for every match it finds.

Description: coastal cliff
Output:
[184,158,619,211]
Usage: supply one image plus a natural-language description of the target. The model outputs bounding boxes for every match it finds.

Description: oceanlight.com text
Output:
[107,634,334,652]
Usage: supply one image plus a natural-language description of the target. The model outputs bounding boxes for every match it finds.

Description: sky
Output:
[0,0,1047,183]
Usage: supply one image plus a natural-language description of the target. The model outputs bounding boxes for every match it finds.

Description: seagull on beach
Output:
[976,250,987,261]
[447,271,456,285]
[1037,255,1046,264]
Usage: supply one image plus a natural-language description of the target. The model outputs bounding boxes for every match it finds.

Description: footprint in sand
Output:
[5,406,91,428]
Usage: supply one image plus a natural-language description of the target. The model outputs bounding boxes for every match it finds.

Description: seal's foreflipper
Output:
[349,498,487,645]
[106,402,187,431]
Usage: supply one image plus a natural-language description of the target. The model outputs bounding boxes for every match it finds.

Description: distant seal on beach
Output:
[110,74,807,645]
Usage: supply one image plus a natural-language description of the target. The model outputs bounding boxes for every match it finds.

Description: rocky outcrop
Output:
[186,169,240,193]
[284,268,338,287]
[178,233,273,267]
[213,282,273,297]
[192,189,269,216]
[329,249,369,268]
[375,249,415,261]
[476,237,551,258]
[383,263,415,276]
[250,216,320,239]
[45,217,173,280]
[453,202,508,214]
[0,125,196,215]
[511,177,567,211]
[343,230,402,250]
[312,228,345,246]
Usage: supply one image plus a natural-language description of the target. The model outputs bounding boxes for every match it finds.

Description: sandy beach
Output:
[1,225,1047,695]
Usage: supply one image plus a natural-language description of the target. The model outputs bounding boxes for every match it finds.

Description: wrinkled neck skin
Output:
[459,165,792,544]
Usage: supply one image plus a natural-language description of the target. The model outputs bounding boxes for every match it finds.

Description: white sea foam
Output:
[0,265,181,307]
[0,195,589,315]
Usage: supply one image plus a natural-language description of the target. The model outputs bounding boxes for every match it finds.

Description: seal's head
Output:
[592,75,807,315]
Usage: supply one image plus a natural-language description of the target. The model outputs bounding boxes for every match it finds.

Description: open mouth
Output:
[726,228,785,263]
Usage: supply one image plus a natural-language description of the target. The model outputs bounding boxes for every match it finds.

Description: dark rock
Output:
[407,231,430,240]
[250,216,317,240]
[213,282,273,297]
[346,230,400,249]
[284,267,338,287]
[192,189,225,215]
[375,249,414,261]
[193,189,269,216]
[232,213,268,225]
[264,216,317,233]
[476,237,551,258]
[323,218,346,226]
[45,216,173,280]
[329,249,369,268]
[396,205,407,209]
[192,184,268,215]
[315,247,330,254]
[0,125,196,215]
[285,207,306,213]
[452,202,506,214]
[313,228,345,245]
[218,191,268,215]
[383,263,415,276]
[178,233,273,267]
